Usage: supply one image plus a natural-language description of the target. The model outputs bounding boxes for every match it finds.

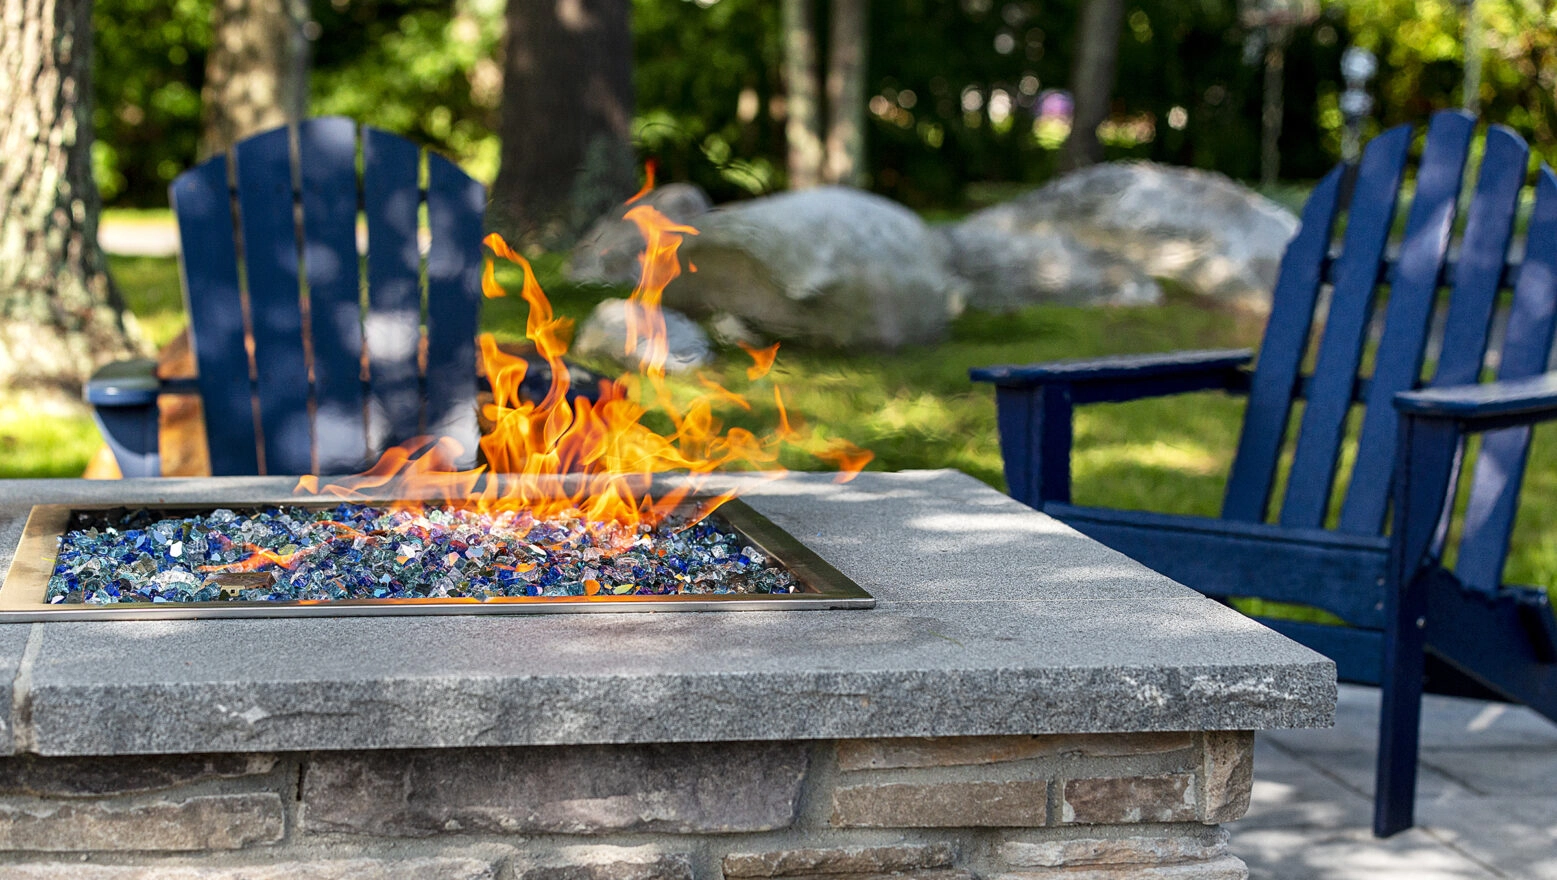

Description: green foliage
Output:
[92,0,210,204]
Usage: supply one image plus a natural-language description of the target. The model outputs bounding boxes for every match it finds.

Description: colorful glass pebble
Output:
[45,504,797,605]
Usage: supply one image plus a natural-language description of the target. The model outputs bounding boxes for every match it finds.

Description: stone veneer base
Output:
[0,732,1254,879]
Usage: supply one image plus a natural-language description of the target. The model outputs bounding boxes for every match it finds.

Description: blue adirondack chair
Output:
[971,110,1557,836]
[89,117,490,477]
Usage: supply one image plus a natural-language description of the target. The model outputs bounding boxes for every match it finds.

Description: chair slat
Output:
[235,128,313,475]
[1433,127,1530,389]
[298,118,368,474]
[1279,124,1413,529]
[362,127,425,454]
[1458,166,1557,592]
[423,154,486,468]
[171,156,260,476]
[1223,165,1345,521]
[1337,111,1476,534]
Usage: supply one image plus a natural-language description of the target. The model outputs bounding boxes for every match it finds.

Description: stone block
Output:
[993,855,1247,879]
[999,829,1229,867]
[831,780,1047,827]
[1061,774,1197,825]
[723,843,956,876]
[0,792,283,851]
[516,846,693,880]
[0,857,503,879]
[303,742,807,835]
[0,753,276,798]
[837,733,1196,771]
[1199,732,1253,824]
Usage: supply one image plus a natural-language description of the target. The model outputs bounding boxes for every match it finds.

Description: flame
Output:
[295,182,872,547]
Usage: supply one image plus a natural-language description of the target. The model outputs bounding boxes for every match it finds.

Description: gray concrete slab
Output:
[0,471,1335,755]
[1231,684,1557,880]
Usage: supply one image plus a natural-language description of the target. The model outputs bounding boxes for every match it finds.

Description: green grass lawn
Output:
[13,251,1557,594]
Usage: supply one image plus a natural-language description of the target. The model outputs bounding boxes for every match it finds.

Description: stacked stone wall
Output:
[0,732,1253,879]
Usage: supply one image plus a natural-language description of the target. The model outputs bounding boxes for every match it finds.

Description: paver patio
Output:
[1234,683,1557,879]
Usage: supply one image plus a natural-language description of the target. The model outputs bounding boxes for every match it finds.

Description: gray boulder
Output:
[941,224,1162,309]
[571,298,712,374]
[665,187,965,349]
[945,162,1298,312]
[568,183,713,286]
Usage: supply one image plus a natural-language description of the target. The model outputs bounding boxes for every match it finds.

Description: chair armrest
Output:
[84,358,160,407]
[970,348,1253,404]
[1394,373,1557,433]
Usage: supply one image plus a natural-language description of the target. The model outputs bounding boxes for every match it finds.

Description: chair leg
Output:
[1375,415,1463,836]
[1375,584,1427,837]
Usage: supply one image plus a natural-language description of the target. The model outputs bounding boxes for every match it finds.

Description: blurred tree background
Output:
[92,0,1557,212]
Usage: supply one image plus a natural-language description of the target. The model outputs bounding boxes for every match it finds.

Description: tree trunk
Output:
[782,0,823,188]
[823,0,868,187]
[491,0,636,249]
[1060,0,1124,172]
[0,0,142,391]
[201,0,309,158]
[1260,29,1287,189]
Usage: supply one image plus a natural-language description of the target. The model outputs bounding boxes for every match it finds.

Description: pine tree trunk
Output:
[201,0,309,157]
[491,0,636,249]
[0,0,142,391]
[782,0,823,188]
[1061,0,1124,171]
[823,0,868,187]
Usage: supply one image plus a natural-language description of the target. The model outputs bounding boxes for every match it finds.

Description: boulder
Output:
[568,183,713,286]
[940,224,1161,309]
[571,298,713,374]
[664,187,965,349]
[945,162,1298,312]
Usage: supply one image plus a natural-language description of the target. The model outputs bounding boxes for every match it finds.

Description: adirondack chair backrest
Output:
[1223,110,1557,590]
[170,117,487,476]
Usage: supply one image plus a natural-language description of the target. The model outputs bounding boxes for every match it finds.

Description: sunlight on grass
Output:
[0,394,100,479]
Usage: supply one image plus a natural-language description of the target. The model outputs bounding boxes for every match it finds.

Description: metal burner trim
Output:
[0,498,873,621]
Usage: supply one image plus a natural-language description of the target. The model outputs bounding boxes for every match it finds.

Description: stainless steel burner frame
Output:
[0,498,874,621]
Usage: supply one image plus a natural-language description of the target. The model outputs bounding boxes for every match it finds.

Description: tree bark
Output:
[782,0,823,188]
[201,0,310,158]
[1060,0,1124,171]
[491,0,636,249]
[0,0,142,391]
[823,0,869,187]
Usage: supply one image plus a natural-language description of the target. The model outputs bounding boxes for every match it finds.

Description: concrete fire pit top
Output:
[0,470,1334,757]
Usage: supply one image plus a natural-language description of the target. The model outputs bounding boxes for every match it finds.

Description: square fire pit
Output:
[0,497,872,621]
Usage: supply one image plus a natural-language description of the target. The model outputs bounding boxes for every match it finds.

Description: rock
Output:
[569,183,713,286]
[664,187,965,349]
[940,224,1162,309]
[945,162,1298,312]
[571,299,713,374]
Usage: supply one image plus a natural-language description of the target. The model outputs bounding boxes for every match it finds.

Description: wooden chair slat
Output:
[1223,164,1345,522]
[1279,124,1413,529]
[171,156,260,476]
[298,117,369,474]
[423,153,486,468]
[235,127,313,476]
[362,127,426,453]
[1337,111,1477,535]
[1458,167,1557,591]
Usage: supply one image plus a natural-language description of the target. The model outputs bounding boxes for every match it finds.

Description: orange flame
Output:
[295,183,872,544]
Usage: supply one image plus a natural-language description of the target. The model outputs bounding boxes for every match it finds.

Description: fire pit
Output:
[0,470,1334,878]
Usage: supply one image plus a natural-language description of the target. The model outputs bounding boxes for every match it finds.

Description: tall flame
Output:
[297,188,872,544]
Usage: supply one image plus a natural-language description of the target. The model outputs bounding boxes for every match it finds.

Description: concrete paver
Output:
[1232,684,1557,880]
